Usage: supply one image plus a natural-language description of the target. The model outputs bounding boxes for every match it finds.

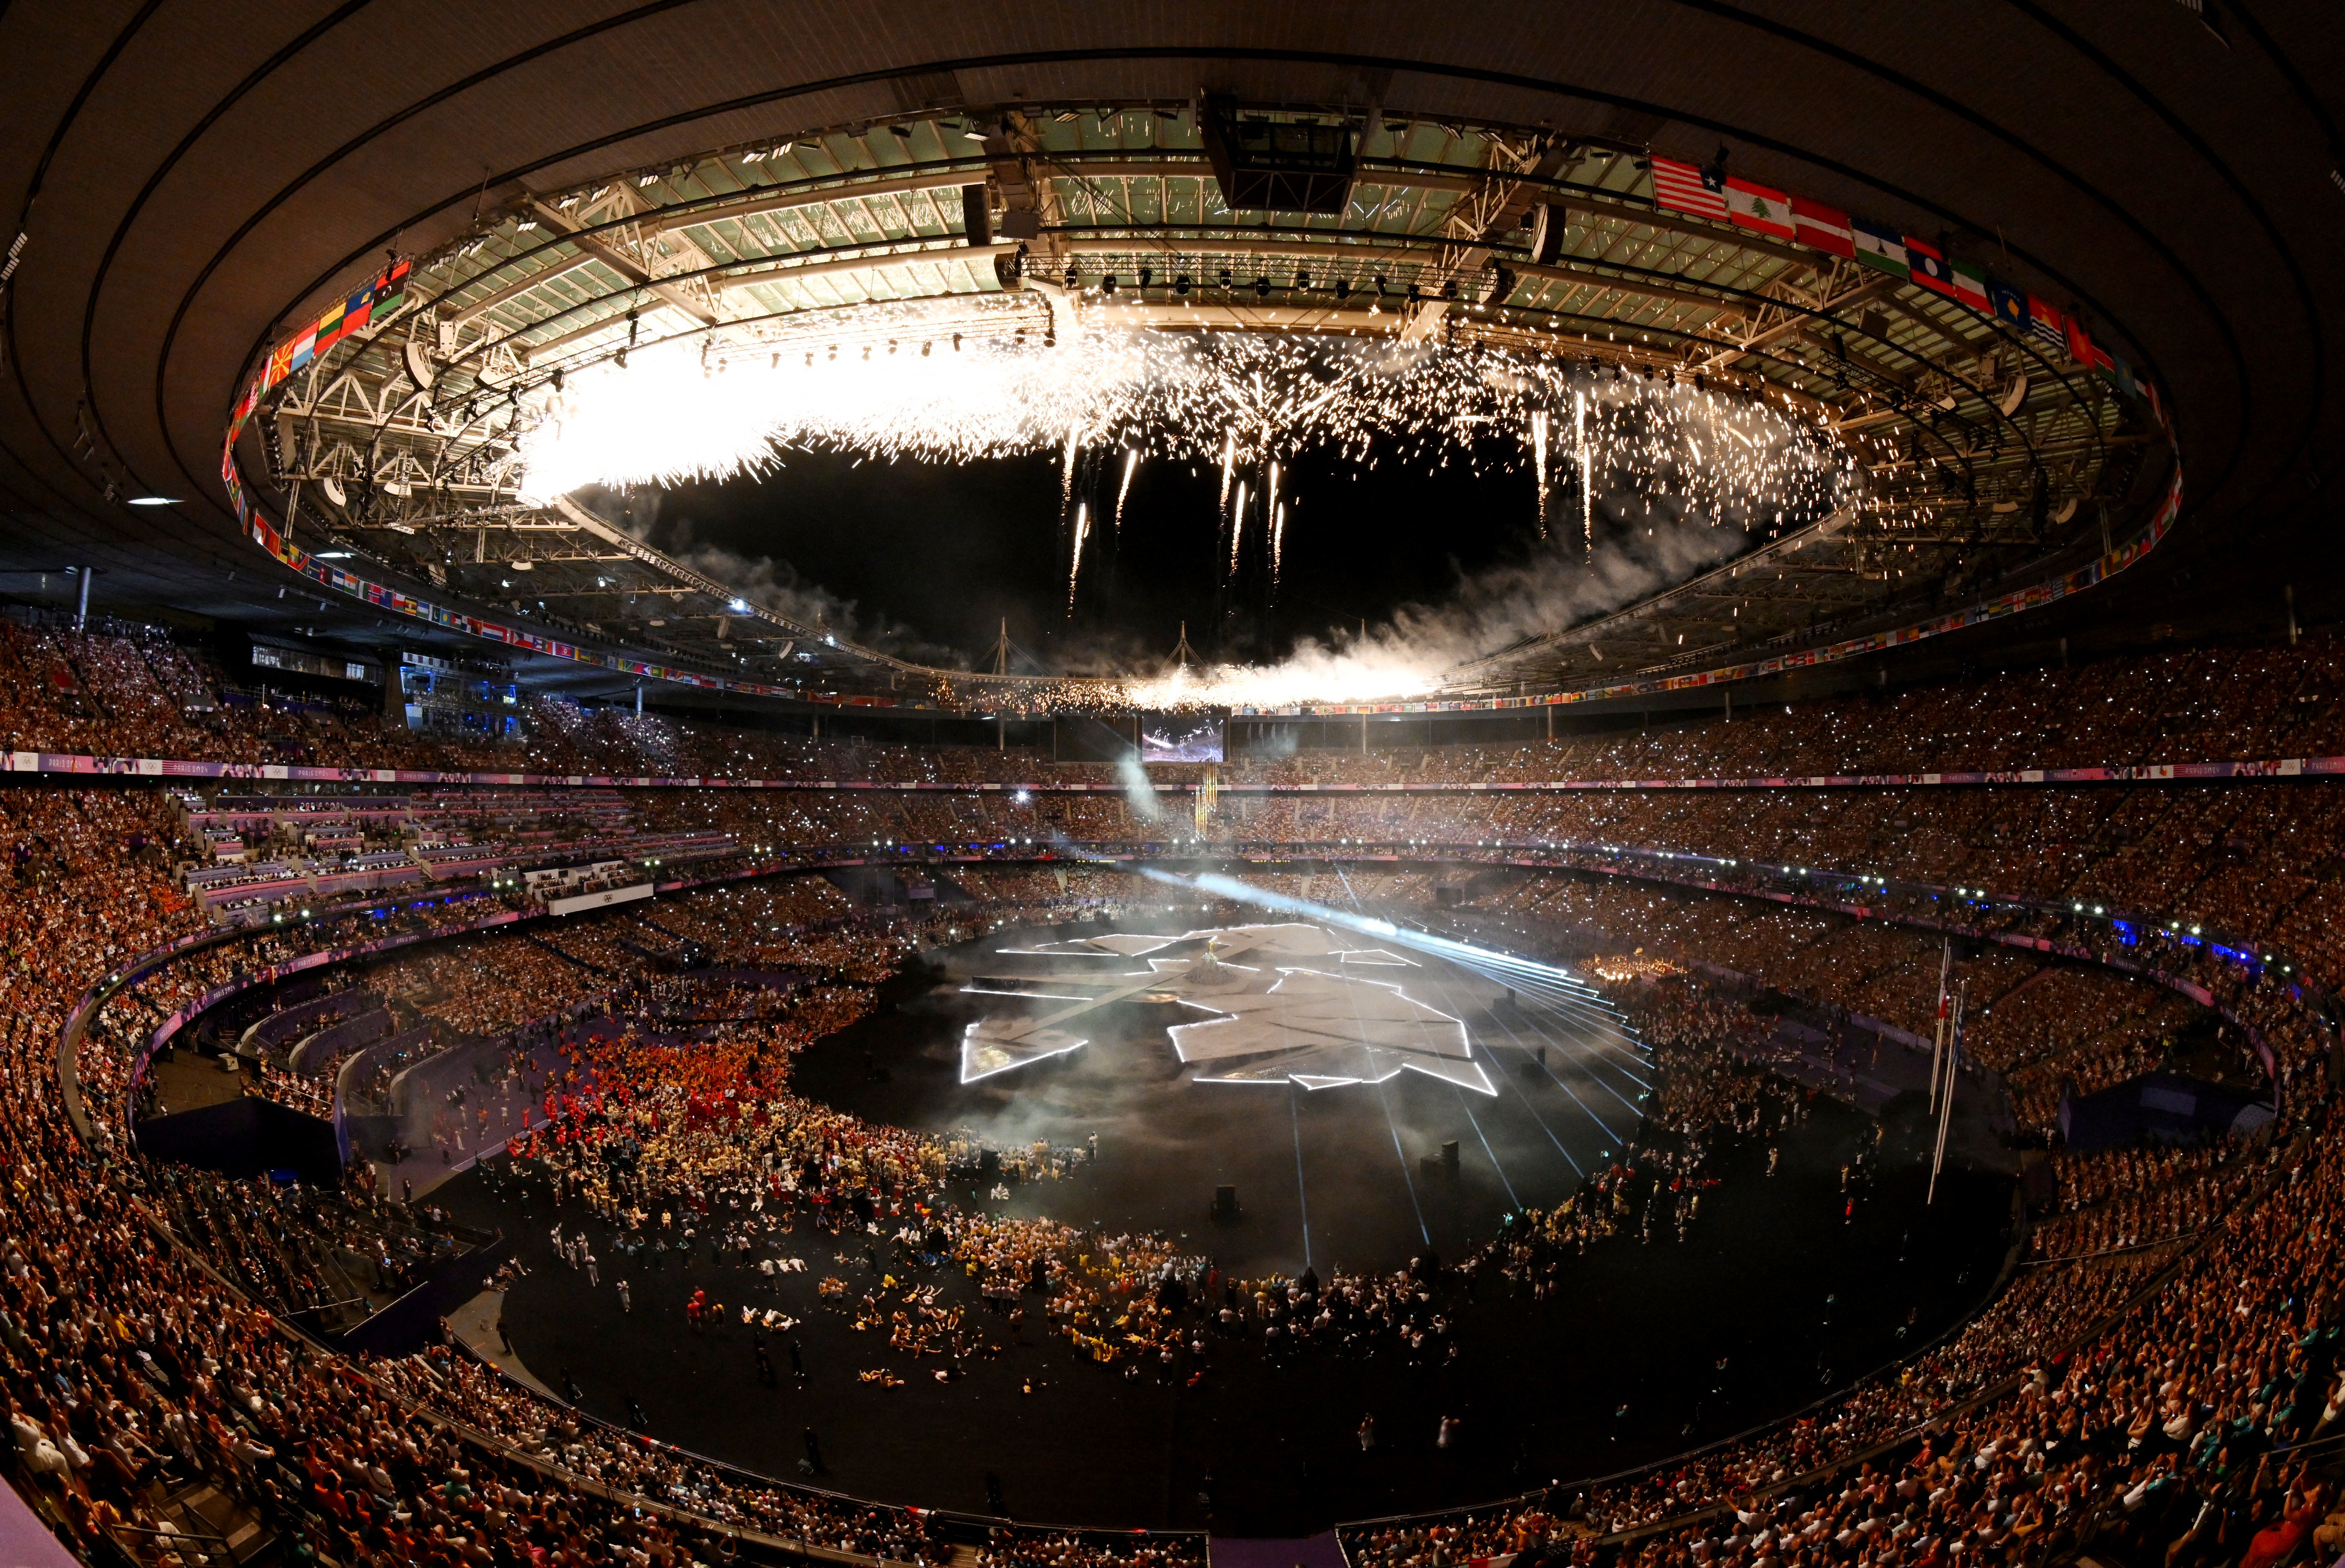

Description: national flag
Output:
[2025,295,2065,356]
[1852,218,1908,277]
[1791,195,1854,258]
[2109,354,2137,399]
[1650,156,1728,221]
[1725,177,1795,240]
[1951,259,1991,313]
[325,279,378,349]
[342,279,380,338]
[1906,236,1956,298]
[264,339,297,389]
[286,324,321,375]
[309,298,349,358]
[1988,279,2029,334]
[369,259,413,321]
[2065,311,2096,368]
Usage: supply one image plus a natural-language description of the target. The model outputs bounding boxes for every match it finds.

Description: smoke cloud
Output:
[1126,511,1763,708]
[583,486,968,666]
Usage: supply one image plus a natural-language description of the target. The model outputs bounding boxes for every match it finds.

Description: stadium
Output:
[0,7,2342,1568]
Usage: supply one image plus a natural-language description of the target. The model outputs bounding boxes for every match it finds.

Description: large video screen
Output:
[1140,713,1225,763]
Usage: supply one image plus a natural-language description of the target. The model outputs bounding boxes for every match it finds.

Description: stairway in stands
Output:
[156,1475,274,1567]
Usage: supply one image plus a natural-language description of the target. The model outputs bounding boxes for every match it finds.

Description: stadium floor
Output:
[436,973,2016,1535]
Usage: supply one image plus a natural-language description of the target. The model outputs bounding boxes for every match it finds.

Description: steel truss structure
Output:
[241,100,2169,713]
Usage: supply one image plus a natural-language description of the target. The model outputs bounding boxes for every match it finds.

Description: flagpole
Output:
[1929,981,1965,1207]
[1928,938,1952,1113]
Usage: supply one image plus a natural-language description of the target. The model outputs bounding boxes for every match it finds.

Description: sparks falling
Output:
[521,321,1855,541]
[1530,409,1551,540]
[1113,449,1140,537]
[517,316,1862,704]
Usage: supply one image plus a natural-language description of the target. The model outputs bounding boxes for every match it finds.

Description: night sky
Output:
[636,444,1557,673]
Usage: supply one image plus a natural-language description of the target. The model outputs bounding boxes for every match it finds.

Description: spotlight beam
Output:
[1452,1083,1524,1210]
[1478,1006,1628,1146]
[1509,1007,1653,1121]
[1373,1075,1433,1246]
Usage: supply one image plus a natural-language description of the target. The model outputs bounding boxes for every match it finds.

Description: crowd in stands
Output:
[14,613,2345,791]
[1629,974,1813,1140]
[361,1343,945,1556]
[11,827,1202,1568]
[1365,1097,2336,1568]
[2024,1141,2259,1261]
[3,617,2344,1568]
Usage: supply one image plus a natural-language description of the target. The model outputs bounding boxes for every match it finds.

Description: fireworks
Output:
[1530,409,1551,540]
[1121,648,1444,709]
[513,312,1864,708]
[518,319,1856,537]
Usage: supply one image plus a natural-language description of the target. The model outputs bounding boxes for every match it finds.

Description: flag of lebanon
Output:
[1725,178,1795,239]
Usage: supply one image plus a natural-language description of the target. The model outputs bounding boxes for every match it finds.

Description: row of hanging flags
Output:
[234,258,414,425]
[217,259,901,708]
[216,156,2182,717]
[1649,156,2162,422]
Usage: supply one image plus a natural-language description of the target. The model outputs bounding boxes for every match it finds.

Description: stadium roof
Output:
[1,5,2338,716]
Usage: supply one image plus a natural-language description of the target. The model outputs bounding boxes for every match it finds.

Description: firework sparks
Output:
[1530,409,1550,540]
[1574,389,1592,554]
[1114,448,1140,537]
[521,323,1853,533]
[516,316,1862,707]
[1265,460,1283,588]
[1228,480,1249,580]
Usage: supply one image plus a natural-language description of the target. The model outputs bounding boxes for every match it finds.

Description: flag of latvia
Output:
[1726,177,1795,240]
[1791,196,1854,258]
[1905,235,1957,298]
[1650,156,1728,221]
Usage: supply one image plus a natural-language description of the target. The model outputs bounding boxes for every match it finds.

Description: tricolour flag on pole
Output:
[1905,235,1957,298]
[1651,156,1728,221]
[2025,296,2065,356]
[1725,177,1795,240]
[1852,218,1908,277]
[1951,259,1991,314]
[309,298,350,358]
[1791,195,1854,258]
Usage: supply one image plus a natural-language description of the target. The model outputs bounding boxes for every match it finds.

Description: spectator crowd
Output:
[0,611,2336,1568]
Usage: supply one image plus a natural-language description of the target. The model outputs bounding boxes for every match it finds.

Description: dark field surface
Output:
[441,933,2013,1536]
